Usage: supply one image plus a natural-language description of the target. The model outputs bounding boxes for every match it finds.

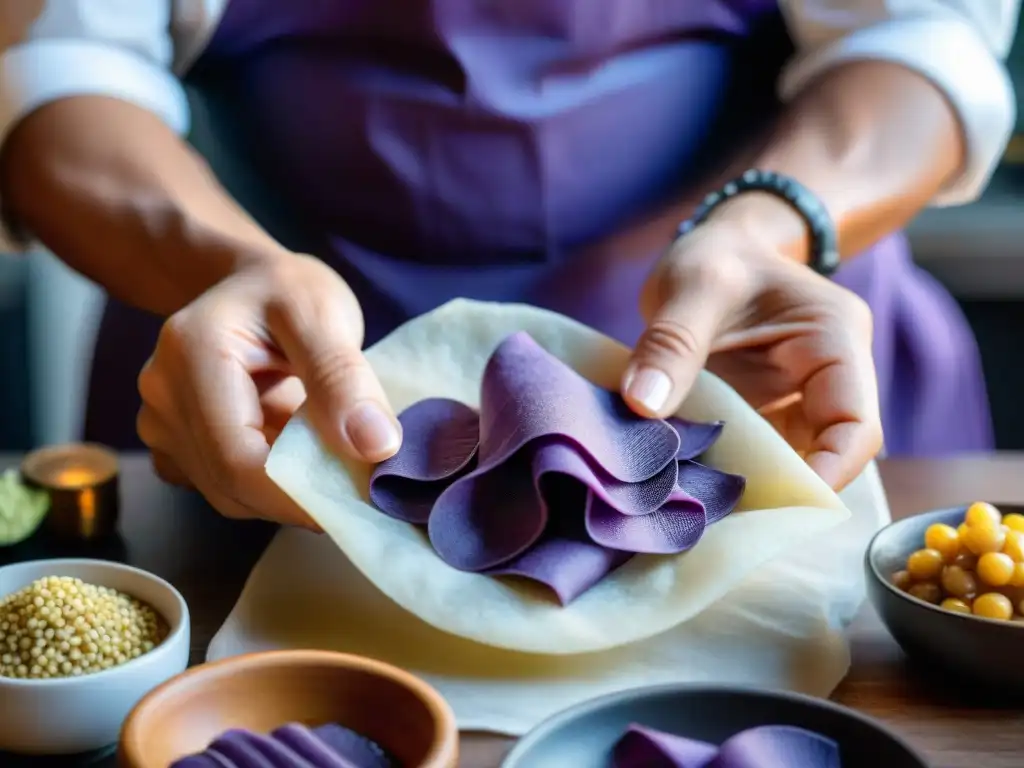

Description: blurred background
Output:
[1,32,1023,453]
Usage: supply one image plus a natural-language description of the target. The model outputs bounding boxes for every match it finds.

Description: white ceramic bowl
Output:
[0,558,190,755]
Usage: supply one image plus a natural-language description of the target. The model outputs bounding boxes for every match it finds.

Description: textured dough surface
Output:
[266,299,850,654]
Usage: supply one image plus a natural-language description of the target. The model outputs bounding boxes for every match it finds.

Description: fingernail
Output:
[342,402,401,460]
[624,367,673,414]
[806,451,842,489]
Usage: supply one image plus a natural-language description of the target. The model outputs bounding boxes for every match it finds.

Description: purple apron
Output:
[84,0,993,456]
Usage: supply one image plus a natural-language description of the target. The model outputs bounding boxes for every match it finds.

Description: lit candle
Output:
[20,443,120,540]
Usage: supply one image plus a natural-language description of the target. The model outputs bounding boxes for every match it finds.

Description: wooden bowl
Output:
[865,504,1024,692]
[118,650,458,768]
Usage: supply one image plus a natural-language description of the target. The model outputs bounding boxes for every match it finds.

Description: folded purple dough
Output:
[613,723,842,768]
[273,723,394,768]
[369,331,745,604]
[170,723,396,768]
[613,724,719,767]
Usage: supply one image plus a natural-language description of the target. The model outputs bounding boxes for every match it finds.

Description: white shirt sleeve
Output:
[0,1,226,251]
[779,0,1021,207]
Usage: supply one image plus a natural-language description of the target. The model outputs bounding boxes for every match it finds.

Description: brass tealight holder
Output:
[20,443,121,541]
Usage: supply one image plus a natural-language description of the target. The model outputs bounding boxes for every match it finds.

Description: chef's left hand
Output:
[621,219,883,491]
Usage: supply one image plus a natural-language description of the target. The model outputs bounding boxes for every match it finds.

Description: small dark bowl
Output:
[865,504,1024,691]
[501,685,929,768]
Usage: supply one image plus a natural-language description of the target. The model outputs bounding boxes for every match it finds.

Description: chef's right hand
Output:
[136,253,401,527]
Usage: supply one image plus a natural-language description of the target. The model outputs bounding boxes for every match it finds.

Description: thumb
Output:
[267,290,401,464]
[623,262,737,418]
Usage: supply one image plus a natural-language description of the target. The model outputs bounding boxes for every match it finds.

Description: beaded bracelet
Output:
[677,169,840,277]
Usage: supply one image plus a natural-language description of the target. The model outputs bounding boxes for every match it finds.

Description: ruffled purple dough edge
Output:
[369,332,746,605]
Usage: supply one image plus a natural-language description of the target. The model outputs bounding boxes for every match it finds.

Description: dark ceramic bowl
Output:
[865,504,1024,691]
[501,685,929,768]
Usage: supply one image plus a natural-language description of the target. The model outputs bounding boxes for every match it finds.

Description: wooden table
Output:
[4,453,1024,767]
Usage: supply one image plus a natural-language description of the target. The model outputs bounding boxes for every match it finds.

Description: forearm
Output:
[0,95,286,316]
[707,60,966,262]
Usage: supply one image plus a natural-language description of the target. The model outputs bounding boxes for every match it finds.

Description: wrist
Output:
[152,208,292,309]
[680,215,788,271]
[703,192,812,266]
[221,239,295,276]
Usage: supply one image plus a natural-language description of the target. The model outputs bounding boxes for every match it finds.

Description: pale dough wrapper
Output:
[266,299,850,654]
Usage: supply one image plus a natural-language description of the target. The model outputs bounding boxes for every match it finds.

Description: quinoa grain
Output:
[0,576,167,679]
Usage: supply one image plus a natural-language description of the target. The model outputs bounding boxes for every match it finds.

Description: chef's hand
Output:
[622,220,882,491]
[136,253,401,527]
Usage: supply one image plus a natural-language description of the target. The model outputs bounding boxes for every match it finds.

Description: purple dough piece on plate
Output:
[367,331,747,603]
[711,725,841,768]
[613,723,720,767]
[612,724,842,768]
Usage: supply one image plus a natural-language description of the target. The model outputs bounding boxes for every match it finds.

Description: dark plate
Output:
[865,503,1024,693]
[501,685,929,768]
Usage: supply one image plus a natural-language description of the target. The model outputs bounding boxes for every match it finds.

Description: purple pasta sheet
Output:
[613,724,842,768]
[170,723,395,768]
[369,332,745,604]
